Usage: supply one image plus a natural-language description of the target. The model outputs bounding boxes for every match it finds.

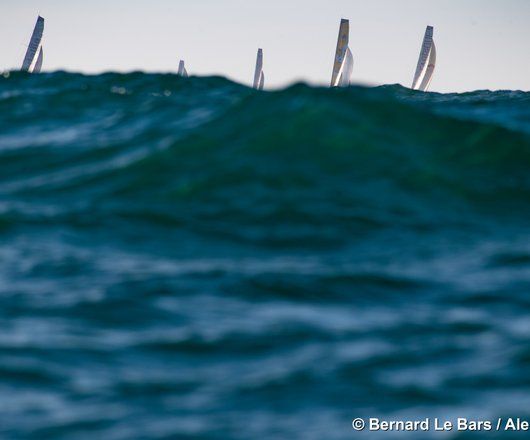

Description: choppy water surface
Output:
[1,72,530,439]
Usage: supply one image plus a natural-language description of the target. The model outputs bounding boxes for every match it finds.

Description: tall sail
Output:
[21,16,45,73]
[411,26,436,91]
[253,48,264,90]
[331,19,353,87]
[178,60,188,77]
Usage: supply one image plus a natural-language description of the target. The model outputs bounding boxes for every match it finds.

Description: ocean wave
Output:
[2,72,530,440]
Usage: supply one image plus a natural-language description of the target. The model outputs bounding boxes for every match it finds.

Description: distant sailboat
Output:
[21,16,45,73]
[411,26,436,91]
[178,60,188,77]
[253,49,265,90]
[331,19,353,87]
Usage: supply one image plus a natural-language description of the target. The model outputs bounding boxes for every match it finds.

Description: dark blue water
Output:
[1,72,530,439]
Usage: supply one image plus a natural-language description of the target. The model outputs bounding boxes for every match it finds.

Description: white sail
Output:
[411,26,436,91]
[331,19,353,87]
[337,47,354,87]
[21,16,44,73]
[34,47,44,74]
[418,42,436,91]
[253,48,264,90]
[178,60,188,77]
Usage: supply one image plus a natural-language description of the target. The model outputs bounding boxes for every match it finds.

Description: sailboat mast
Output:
[331,19,349,87]
[253,49,264,90]
[411,26,435,91]
[21,16,45,73]
[178,60,188,77]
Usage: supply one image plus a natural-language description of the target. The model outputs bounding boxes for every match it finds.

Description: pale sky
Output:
[1,0,529,92]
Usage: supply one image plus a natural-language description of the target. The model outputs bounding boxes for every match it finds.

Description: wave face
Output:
[1,72,530,439]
